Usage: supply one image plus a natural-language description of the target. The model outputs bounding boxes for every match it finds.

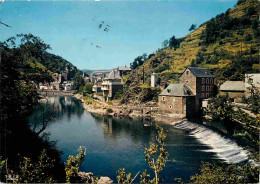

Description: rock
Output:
[78,172,94,183]
[97,176,113,184]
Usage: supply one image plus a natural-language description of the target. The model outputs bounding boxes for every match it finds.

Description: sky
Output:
[0,0,237,70]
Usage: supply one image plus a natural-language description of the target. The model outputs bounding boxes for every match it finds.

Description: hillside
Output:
[120,0,259,104]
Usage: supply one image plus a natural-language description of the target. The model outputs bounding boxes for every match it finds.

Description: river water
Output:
[28,96,250,183]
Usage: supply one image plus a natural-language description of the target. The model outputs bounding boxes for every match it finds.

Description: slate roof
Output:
[106,70,122,79]
[159,84,194,97]
[118,66,131,71]
[220,81,245,91]
[187,67,214,77]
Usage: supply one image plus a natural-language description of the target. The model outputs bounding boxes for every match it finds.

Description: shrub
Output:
[106,108,113,113]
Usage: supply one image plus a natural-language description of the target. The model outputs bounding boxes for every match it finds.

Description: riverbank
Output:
[73,94,185,126]
[39,90,74,96]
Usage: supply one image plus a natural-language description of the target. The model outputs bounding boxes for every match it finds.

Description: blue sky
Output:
[0,0,236,70]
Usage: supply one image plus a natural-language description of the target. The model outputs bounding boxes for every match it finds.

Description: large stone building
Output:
[219,81,245,102]
[158,84,194,117]
[101,70,123,101]
[159,67,215,118]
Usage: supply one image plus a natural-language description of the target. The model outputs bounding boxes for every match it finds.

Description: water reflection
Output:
[28,96,84,130]
[28,96,221,183]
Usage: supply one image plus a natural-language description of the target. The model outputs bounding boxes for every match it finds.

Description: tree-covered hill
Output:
[120,0,259,104]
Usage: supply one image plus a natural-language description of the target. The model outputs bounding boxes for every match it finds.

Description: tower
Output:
[151,73,158,87]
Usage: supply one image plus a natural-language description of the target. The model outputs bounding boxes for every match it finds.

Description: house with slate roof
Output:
[220,81,245,102]
[159,67,215,117]
[118,66,131,77]
[101,70,123,101]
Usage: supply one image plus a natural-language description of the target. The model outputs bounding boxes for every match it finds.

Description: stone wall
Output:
[220,91,244,103]
[179,68,196,94]
[158,95,186,114]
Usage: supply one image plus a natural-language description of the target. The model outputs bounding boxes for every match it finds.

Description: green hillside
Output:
[121,0,259,103]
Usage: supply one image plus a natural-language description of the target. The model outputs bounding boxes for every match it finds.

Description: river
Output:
[28,96,250,183]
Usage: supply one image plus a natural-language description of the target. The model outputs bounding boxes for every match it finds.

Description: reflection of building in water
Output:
[101,117,113,136]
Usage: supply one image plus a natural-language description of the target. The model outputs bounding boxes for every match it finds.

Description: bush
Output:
[190,162,259,183]
[97,92,103,96]
[106,108,113,113]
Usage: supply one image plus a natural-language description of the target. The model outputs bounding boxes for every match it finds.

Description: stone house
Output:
[118,66,131,77]
[219,81,245,102]
[179,67,215,113]
[101,70,123,101]
[158,84,195,117]
[158,67,215,117]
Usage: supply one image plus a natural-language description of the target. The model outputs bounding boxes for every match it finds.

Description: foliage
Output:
[97,92,103,96]
[161,40,169,48]
[143,125,168,184]
[209,94,233,122]
[42,52,79,79]
[0,34,53,123]
[169,35,180,49]
[190,162,259,183]
[83,96,93,105]
[17,149,54,183]
[237,0,247,5]
[106,108,113,113]
[65,146,86,183]
[140,170,152,184]
[130,53,147,70]
[73,72,85,91]
[80,83,93,96]
[117,168,133,184]
[201,3,259,45]
[188,24,197,31]
[242,84,260,114]
[233,109,259,127]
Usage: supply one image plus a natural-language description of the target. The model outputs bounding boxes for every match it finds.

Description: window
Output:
[206,78,209,84]
[210,78,214,84]
[162,97,165,102]
[206,86,209,91]
[206,93,209,98]
[201,93,204,98]
[202,85,205,91]
[169,105,172,109]
[202,78,205,84]
[186,71,189,75]
[210,86,213,91]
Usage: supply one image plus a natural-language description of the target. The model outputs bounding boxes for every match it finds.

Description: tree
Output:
[73,72,85,91]
[169,35,180,49]
[65,146,86,183]
[209,93,233,122]
[130,53,147,70]
[17,149,55,183]
[162,39,169,48]
[188,24,197,31]
[80,83,93,96]
[143,125,168,184]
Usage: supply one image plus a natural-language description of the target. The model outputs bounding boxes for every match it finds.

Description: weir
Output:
[175,121,255,164]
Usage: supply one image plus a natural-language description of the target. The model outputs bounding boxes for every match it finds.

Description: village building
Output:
[101,70,123,101]
[219,81,245,102]
[245,73,260,92]
[158,67,215,118]
[158,84,194,117]
[118,66,131,77]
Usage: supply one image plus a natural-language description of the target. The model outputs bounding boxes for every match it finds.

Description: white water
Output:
[175,121,255,164]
